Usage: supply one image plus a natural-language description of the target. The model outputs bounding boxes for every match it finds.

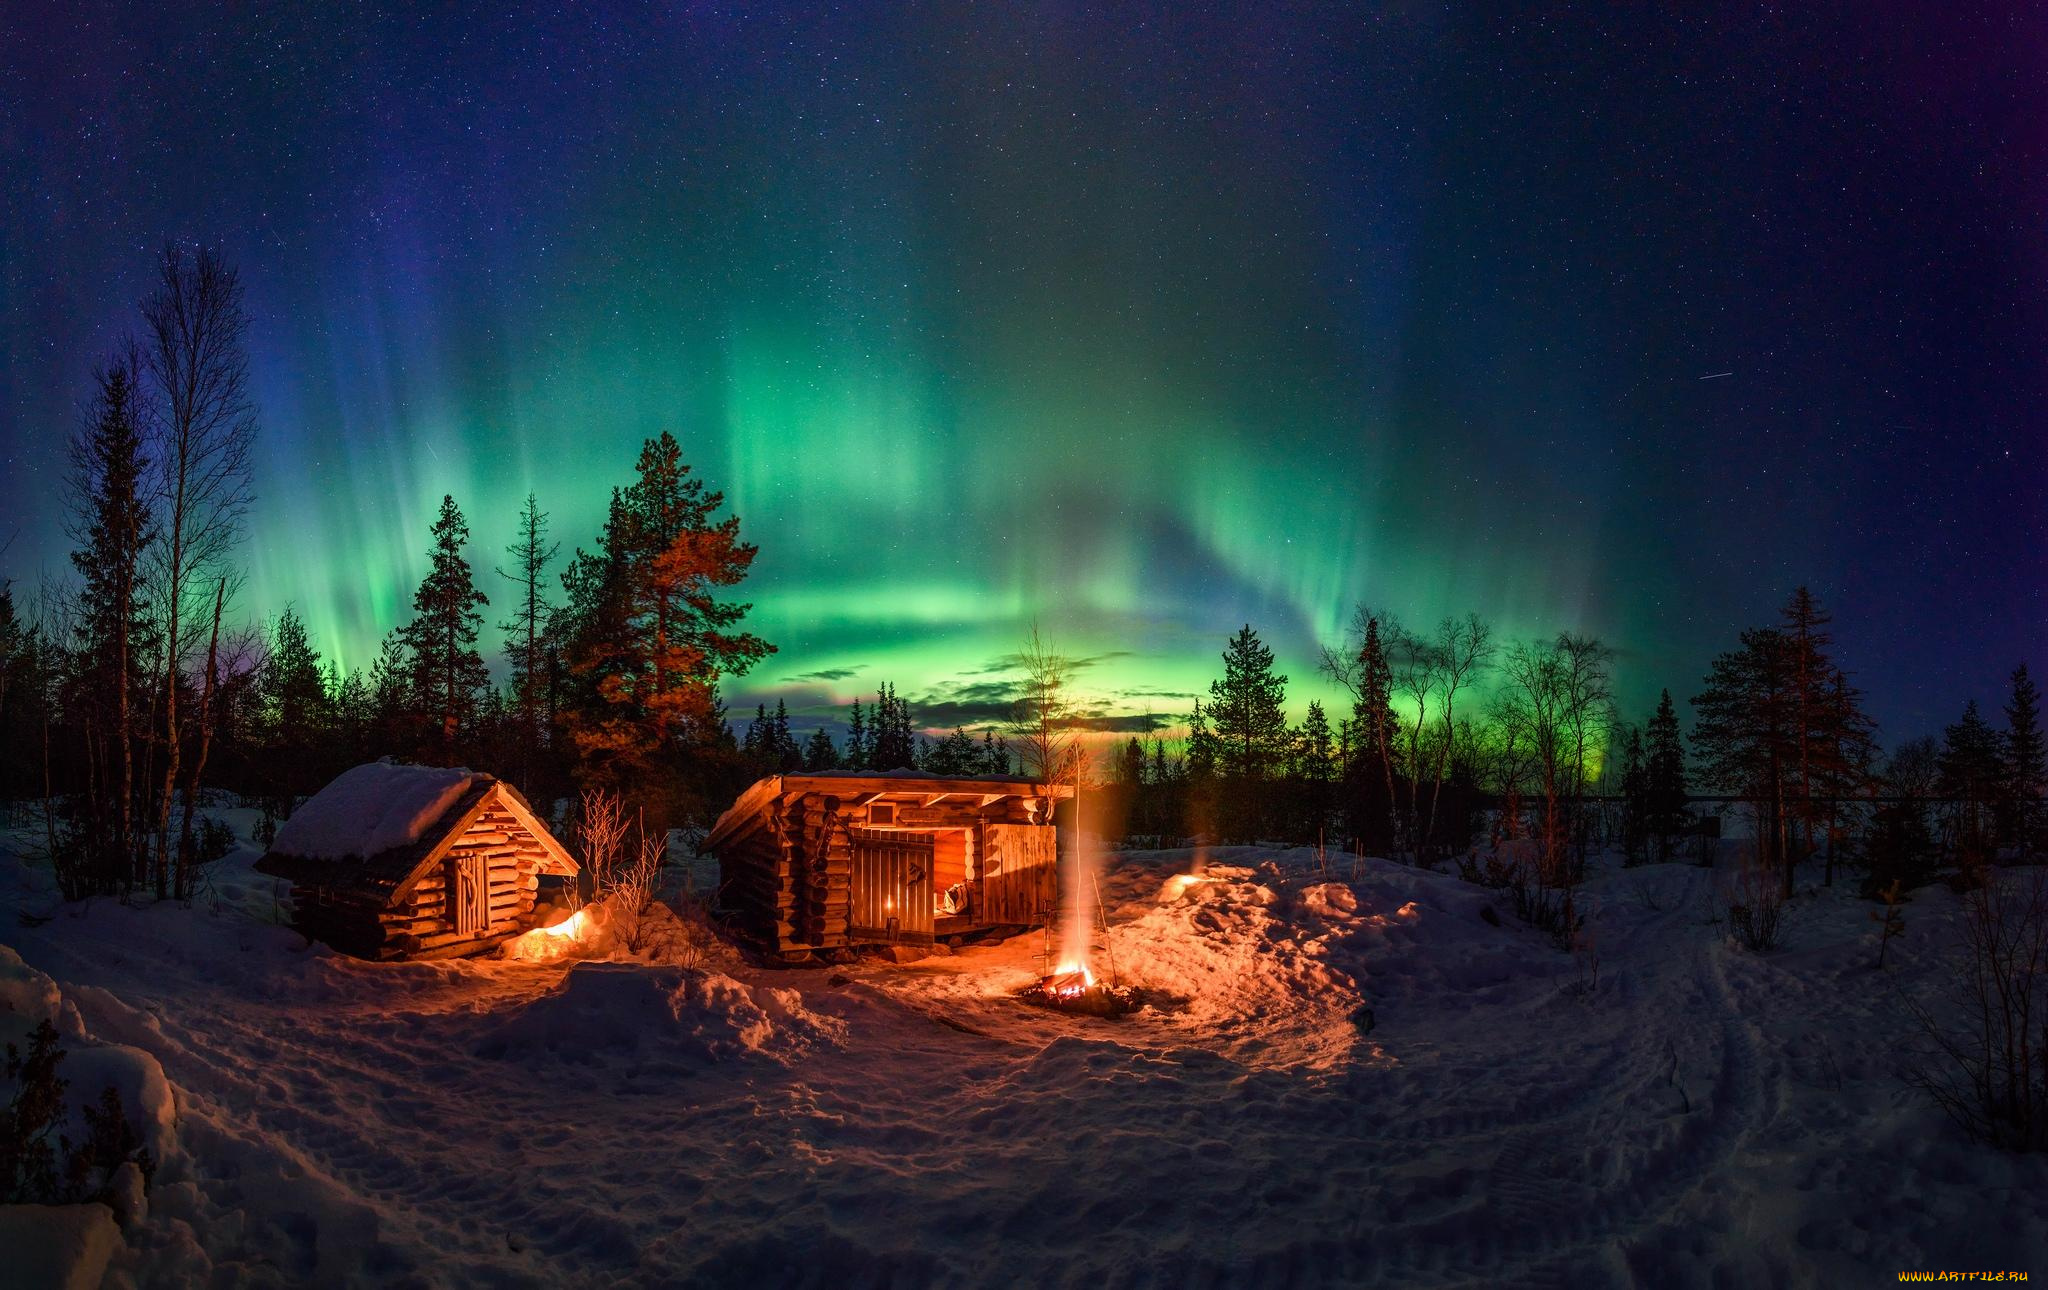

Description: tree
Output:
[1939,700,2005,874]
[259,606,328,811]
[927,726,985,776]
[560,434,773,804]
[1354,618,1400,852]
[1643,689,1690,858]
[803,726,839,771]
[1209,625,1290,781]
[845,697,870,770]
[1011,626,1077,783]
[1423,613,1494,849]
[1291,699,1337,841]
[2004,664,2044,857]
[367,630,410,753]
[772,699,800,770]
[1500,633,1611,878]
[979,728,1012,775]
[1616,724,1648,865]
[141,243,257,899]
[67,353,155,891]
[400,495,490,757]
[1692,627,1799,888]
[868,684,916,770]
[496,492,558,785]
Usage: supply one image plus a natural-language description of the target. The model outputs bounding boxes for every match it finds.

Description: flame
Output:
[504,907,588,960]
[1041,960,1096,1000]
[537,909,587,939]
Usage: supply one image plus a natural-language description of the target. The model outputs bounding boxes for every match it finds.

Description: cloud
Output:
[784,666,864,683]
[1069,713,1176,734]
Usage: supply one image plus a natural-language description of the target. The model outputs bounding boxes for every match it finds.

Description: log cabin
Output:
[255,762,580,961]
[703,771,1073,960]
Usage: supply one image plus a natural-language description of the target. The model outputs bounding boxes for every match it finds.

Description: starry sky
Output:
[3,4,2044,744]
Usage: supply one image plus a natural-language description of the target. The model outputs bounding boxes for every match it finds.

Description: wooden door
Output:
[448,854,488,936]
[980,823,1057,926]
[848,829,934,942]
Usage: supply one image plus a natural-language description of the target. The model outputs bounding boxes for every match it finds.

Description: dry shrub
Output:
[1907,867,2048,1151]
[577,788,631,895]
[1725,850,1783,952]
[610,835,664,954]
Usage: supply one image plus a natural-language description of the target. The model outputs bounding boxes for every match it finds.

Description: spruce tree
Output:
[846,698,869,770]
[559,434,773,804]
[400,495,490,758]
[1643,689,1690,858]
[1939,700,2005,870]
[1352,618,1400,853]
[68,355,154,890]
[1209,625,1290,780]
[979,728,1012,775]
[773,699,801,770]
[803,726,839,770]
[497,492,558,778]
[2004,663,2044,855]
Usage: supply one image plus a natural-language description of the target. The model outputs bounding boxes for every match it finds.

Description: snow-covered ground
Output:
[3,810,2044,1288]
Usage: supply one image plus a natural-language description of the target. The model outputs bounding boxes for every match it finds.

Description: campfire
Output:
[1027,959,1136,1017]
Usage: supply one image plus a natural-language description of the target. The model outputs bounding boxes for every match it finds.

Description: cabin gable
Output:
[256,770,580,962]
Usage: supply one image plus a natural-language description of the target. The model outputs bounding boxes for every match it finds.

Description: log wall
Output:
[715,783,1061,956]
[289,797,548,961]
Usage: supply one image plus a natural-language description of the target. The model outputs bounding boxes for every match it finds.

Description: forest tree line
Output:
[1,246,2040,919]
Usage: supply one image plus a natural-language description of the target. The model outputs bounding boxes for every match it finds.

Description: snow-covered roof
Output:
[269,762,484,862]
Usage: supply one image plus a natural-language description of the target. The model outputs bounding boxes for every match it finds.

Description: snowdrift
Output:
[477,962,846,1065]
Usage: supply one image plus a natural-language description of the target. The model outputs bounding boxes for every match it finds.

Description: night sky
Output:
[4,5,2044,742]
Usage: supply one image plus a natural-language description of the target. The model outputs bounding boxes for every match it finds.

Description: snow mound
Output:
[1102,862,1371,1071]
[0,1203,122,1290]
[1,943,86,1039]
[477,963,845,1065]
[269,761,480,860]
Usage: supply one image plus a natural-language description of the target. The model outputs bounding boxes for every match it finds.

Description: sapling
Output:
[1871,877,1906,968]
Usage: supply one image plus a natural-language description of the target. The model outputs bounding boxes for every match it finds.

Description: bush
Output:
[1907,868,2048,1151]
[1,1020,156,1205]
[1725,852,1784,952]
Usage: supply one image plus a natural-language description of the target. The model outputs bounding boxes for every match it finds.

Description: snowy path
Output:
[6,840,2046,1287]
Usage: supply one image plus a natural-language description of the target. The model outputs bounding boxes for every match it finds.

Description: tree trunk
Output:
[174,577,225,899]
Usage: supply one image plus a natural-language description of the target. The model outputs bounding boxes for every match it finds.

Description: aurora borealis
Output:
[4,6,2046,740]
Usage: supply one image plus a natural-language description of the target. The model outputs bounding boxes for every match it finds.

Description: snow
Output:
[268,761,480,860]
[4,805,2047,1286]
[0,1203,123,1289]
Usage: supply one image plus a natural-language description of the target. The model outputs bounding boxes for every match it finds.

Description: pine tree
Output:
[1352,617,1400,852]
[1938,700,2005,871]
[773,699,801,770]
[979,728,1012,775]
[67,354,155,890]
[742,703,771,762]
[1209,625,1290,780]
[400,495,490,758]
[1185,698,1218,782]
[497,492,558,778]
[846,698,869,770]
[2003,663,2044,856]
[367,630,410,754]
[803,726,839,770]
[559,434,773,800]
[1692,627,1799,887]
[261,607,327,737]
[1617,725,1648,865]
[869,684,916,770]
[1116,736,1146,787]
[1292,700,1336,783]
[1643,689,1690,858]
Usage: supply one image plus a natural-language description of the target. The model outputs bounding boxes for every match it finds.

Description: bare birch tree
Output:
[1011,624,1077,785]
[142,244,256,898]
